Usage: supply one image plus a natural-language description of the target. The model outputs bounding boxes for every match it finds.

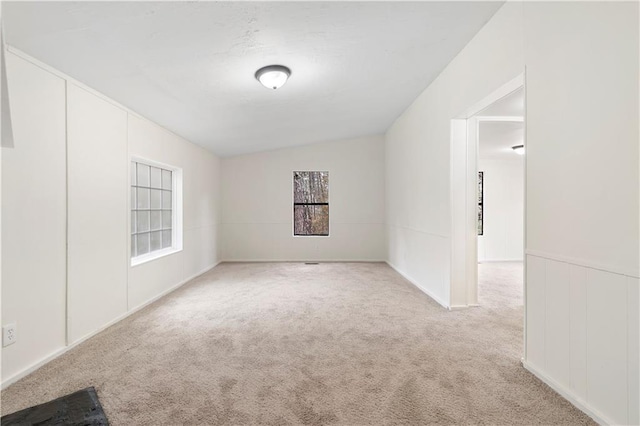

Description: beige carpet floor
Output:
[2,262,594,425]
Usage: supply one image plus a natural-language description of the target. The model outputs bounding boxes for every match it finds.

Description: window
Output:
[131,160,181,265]
[293,171,329,236]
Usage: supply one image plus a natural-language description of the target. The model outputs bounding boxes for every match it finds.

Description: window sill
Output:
[131,247,182,267]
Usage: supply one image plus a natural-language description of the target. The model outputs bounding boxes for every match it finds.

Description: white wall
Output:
[385,3,525,308]
[67,83,129,344]
[477,159,524,262]
[524,3,638,277]
[2,52,67,382]
[128,114,221,311]
[2,3,638,424]
[1,48,221,385]
[522,3,638,425]
[386,2,639,424]
[221,135,385,261]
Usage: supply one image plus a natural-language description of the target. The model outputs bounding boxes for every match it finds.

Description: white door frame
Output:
[449,73,525,309]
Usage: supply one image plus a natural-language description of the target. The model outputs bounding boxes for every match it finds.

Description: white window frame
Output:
[130,156,183,267]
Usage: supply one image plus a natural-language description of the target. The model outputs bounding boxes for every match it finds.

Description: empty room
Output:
[0,1,638,425]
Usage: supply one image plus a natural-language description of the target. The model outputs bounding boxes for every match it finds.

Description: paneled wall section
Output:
[525,254,639,425]
[67,83,129,344]
[1,49,221,386]
[1,52,67,382]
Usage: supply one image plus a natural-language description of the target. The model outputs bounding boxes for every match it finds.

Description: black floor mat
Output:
[1,387,109,426]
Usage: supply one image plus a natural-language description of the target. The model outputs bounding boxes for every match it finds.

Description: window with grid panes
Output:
[131,161,173,258]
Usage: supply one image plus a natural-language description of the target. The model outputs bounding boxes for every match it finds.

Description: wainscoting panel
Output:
[525,253,639,425]
[526,255,546,369]
[586,269,628,425]
[568,265,588,401]
[628,277,639,426]
[544,260,571,389]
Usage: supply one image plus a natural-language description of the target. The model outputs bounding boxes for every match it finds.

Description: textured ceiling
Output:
[4,1,503,157]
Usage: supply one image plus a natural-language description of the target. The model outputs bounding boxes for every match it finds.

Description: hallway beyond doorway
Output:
[479,261,523,308]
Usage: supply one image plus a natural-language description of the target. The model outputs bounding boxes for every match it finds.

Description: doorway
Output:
[449,74,525,309]
[474,89,525,306]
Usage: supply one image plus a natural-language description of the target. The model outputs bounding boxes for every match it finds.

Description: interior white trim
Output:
[476,116,524,122]
[526,249,639,279]
[522,70,528,362]
[386,261,450,309]
[1,262,221,390]
[449,304,480,310]
[450,73,525,309]
[130,155,184,267]
[522,360,611,426]
[130,247,182,267]
[222,259,387,263]
[5,45,187,144]
[458,74,525,119]
[7,45,132,116]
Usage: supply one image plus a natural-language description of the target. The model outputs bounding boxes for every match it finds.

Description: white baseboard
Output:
[126,262,221,313]
[449,304,480,310]
[522,360,611,425]
[1,261,221,390]
[385,261,450,309]
[449,305,467,310]
[220,259,386,263]
[478,259,524,263]
[1,346,69,391]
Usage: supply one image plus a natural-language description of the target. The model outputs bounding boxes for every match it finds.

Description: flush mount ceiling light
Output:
[255,65,291,90]
[512,144,525,155]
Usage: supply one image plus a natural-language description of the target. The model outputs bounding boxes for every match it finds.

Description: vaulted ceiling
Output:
[4,1,503,156]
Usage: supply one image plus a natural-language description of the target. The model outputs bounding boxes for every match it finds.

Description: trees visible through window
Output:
[293,171,329,236]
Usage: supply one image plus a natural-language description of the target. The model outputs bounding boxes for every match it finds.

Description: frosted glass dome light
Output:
[512,144,525,155]
[255,65,291,90]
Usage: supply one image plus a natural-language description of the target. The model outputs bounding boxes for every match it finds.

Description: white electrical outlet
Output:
[3,323,17,347]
